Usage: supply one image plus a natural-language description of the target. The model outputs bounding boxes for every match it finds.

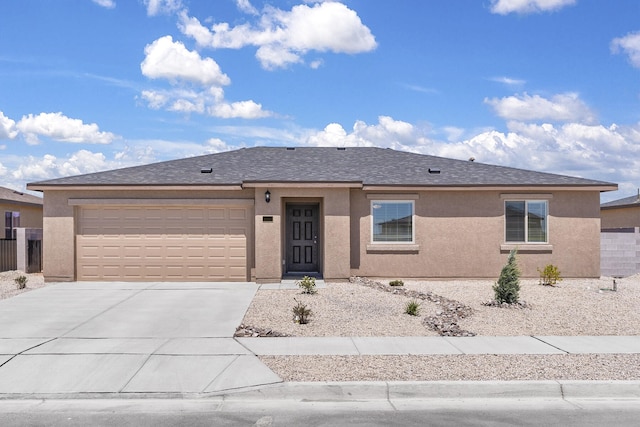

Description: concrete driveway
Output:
[0,282,281,395]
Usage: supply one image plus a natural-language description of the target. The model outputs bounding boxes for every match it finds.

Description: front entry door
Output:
[286,204,319,273]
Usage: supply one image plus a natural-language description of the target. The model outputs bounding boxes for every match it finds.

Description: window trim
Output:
[504,200,548,244]
[370,200,415,244]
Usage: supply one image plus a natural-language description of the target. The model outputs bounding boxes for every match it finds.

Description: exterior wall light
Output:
[265,190,271,203]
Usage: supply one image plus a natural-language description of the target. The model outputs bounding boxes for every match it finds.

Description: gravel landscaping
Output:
[0,271,46,300]
[241,274,640,381]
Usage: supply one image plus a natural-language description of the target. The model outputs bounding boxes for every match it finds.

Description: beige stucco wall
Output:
[38,186,603,282]
[0,202,43,229]
[253,186,351,282]
[601,206,640,229]
[350,189,602,278]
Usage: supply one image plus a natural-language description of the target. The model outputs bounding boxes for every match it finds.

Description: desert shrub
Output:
[493,249,520,304]
[292,298,312,324]
[14,275,27,290]
[538,264,562,286]
[389,279,404,287]
[404,299,421,316]
[297,276,317,294]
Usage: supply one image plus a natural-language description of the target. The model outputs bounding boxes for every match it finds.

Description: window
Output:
[505,201,547,243]
[371,201,414,243]
[4,211,20,240]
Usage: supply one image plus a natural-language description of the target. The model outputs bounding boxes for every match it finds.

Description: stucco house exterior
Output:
[0,186,43,239]
[27,147,616,283]
[600,192,640,229]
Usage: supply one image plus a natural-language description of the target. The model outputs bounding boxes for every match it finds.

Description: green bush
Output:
[404,299,421,316]
[296,276,317,294]
[292,298,312,324]
[389,279,404,287]
[493,249,520,304]
[14,275,27,290]
[538,264,562,286]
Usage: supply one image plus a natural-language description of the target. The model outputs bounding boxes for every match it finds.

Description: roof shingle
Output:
[27,147,616,188]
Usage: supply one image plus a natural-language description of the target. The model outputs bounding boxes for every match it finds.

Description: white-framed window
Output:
[371,200,414,243]
[505,200,547,243]
[4,211,20,240]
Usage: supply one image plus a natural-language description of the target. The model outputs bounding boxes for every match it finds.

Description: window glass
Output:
[4,212,19,240]
[505,201,525,242]
[527,201,547,242]
[505,201,547,243]
[372,201,413,242]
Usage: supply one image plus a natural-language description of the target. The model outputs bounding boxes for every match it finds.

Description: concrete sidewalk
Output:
[238,335,640,356]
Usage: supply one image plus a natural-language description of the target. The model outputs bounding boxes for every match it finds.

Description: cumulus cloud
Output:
[611,31,640,68]
[92,0,115,9]
[12,150,111,181]
[15,112,117,145]
[490,0,576,15]
[209,100,271,119]
[0,112,18,140]
[484,93,596,124]
[139,36,272,118]
[141,36,230,86]
[178,1,377,69]
[143,0,183,16]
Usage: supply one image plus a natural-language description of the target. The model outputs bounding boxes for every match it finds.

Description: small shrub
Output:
[292,298,312,324]
[389,279,404,287]
[493,249,520,304]
[14,275,27,290]
[297,276,317,294]
[538,264,562,286]
[404,299,421,316]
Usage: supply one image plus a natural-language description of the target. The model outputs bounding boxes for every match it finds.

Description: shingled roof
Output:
[601,193,640,209]
[28,147,616,189]
[0,186,43,206]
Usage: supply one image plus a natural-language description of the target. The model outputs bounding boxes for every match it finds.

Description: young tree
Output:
[493,249,520,304]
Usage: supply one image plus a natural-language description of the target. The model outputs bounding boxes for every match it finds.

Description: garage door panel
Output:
[77,205,250,281]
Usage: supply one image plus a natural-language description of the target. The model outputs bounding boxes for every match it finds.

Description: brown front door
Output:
[286,204,319,273]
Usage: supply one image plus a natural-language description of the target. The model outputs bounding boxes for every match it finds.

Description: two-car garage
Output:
[75,202,253,281]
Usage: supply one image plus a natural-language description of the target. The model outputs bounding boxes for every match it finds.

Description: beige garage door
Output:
[76,205,251,281]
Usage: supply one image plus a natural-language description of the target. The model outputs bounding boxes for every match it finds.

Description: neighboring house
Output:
[0,186,43,239]
[27,147,616,283]
[600,192,640,229]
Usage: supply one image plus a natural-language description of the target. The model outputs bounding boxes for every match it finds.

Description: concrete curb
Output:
[220,380,640,401]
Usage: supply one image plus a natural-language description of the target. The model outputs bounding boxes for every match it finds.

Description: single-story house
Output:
[0,186,43,240]
[27,147,616,283]
[600,192,640,229]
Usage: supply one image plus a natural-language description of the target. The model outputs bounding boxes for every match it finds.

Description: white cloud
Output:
[178,2,377,69]
[15,112,117,145]
[611,31,640,68]
[209,100,272,119]
[236,0,258,15]
[0,111,18,139]
[484,92,596,124]
[12,150,111,181]
[490,0,576,15]
[143,0,183,16]
[306,116,418,148]
[92,0,115,9]
[141,36,230,86]
[490,76,526,86]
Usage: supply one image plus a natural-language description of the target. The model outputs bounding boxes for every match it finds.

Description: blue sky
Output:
[1,0,639,201]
